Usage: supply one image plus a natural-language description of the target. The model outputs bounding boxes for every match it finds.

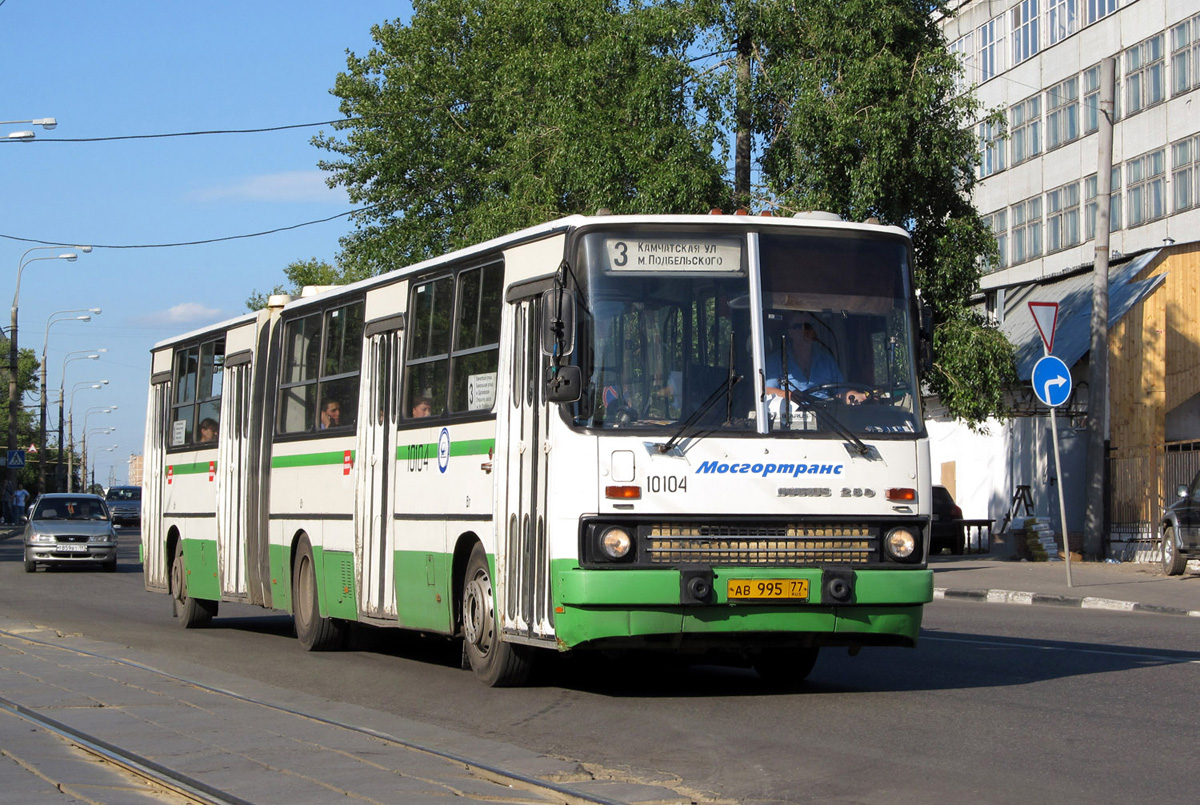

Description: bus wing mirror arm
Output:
[918,300,934,374]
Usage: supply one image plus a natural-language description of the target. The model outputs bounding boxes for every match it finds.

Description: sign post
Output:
[1029,301,1073,587]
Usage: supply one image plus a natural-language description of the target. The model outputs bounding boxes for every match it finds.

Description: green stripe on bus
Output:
[167,462,216,476]
[271,450,355,469]
[396,438,494,460]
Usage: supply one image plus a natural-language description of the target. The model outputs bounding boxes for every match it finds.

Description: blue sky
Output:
[2,1,412,484]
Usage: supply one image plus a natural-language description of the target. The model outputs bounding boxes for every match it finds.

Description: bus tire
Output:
[293,537,346,651]
[172,541,216,628]
[752,647,819,685]
[462,543,532,687]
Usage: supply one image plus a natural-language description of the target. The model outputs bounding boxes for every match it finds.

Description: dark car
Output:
[104,485,141,526]
[1159,471,1200,575]
[23,493,119,573]
[930,485,964,555]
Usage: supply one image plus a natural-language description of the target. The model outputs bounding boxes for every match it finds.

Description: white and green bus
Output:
[141,213,934,686]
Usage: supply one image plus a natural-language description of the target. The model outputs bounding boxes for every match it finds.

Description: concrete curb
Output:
[934,587,1200,618]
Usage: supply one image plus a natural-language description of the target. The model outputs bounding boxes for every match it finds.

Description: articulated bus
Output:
[142,213,933,686]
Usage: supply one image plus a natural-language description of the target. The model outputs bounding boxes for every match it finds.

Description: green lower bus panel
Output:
[181,539,220,601]
[269,543,292,612]
[317,549,358,620]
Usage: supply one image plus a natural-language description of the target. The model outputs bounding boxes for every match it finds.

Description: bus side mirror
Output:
[918,303,934,374]
[540,289,576,359]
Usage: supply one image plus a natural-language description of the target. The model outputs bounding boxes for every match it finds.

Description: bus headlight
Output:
[598,527,633,561]
[884,527,918,562]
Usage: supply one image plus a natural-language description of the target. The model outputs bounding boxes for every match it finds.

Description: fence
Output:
[1108,440,1200,560]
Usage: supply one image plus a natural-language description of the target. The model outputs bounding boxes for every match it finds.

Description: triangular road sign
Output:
[1029,301,1059,354]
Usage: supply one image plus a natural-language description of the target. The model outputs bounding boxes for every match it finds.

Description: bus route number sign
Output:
[727,578,810,601]
[604,236,743,273]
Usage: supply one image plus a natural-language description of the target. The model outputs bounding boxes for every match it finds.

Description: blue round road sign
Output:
[1032,355,1072,407]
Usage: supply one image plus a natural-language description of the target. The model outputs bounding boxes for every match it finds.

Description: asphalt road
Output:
[1,530,1196,804]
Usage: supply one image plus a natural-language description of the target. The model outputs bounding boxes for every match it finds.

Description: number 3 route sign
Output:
[1032,355,1072,407]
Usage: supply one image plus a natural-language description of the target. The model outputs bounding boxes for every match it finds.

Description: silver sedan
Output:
[23,493,119,573]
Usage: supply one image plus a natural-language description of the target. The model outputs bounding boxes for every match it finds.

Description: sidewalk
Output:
[930,553,1200,617]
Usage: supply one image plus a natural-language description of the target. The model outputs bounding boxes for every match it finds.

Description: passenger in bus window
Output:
[411,395,433,418]
[319,399,342,429]
[198,418,219,442]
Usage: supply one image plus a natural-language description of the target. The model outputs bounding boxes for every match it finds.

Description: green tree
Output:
[246,258,343,311]
[314,0,727,276]
[1,336,47,491]
[302,0,1014,425]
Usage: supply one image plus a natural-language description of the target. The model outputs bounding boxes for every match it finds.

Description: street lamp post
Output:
[8,246,90,493]
[82,427,115,494]
[57,350,105,491]
[40,310,100,492]
[68,381,108,492]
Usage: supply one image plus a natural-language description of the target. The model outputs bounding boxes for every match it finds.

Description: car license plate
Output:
[56,544,88,553]
[727,579,809,600]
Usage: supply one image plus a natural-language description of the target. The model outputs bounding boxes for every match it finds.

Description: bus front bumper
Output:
[551,565,933,651]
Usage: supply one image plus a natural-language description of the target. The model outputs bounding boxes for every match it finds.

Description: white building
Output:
[932,1,1200,558]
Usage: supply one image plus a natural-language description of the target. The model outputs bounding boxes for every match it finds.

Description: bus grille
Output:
[645,524,876,566]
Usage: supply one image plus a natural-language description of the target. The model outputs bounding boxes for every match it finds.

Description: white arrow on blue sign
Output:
[1032,355,1072,407]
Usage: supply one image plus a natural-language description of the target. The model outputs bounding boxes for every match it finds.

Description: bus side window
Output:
[404,276,452,418]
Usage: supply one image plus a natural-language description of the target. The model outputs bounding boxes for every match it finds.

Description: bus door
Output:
[497,296,555,644]
[142,377,171,592]
[356,328,400,620]
[216,358,252,600]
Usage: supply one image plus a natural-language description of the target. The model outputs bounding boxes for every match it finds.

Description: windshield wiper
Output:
[788,391,872,457]
[659,341,741,454]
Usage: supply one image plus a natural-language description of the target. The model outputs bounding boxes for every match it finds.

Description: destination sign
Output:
[602,235,743,272]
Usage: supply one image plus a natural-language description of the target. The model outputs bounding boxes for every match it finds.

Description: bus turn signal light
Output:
[886,487,916,502]
[605,485,641,500]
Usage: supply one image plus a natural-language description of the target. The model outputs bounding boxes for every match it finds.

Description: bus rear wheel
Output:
[171,541,216,628]
[462,543,532,687]
[292,538,346,651]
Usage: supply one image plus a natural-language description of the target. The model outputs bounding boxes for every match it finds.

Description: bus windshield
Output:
[569,226,922,438]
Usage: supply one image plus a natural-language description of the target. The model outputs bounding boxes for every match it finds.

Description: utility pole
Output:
[1084,57,1116,560]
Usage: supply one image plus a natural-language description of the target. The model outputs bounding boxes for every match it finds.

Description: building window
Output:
[1126,149,1166,227]
[1011,197,1043,264]
[1085,0,1118,26]
[978,119,1006,178]
[1125,34,1165,115]
[1172,135,1200,213]
[1010,96,1042,166]
[171,337,225,448]
[1083,62,1120,135]
[1046,183,1081,253]
[1171,15,1200,96]
[1012,1,1041,66]
[1085,167,1122,240]
[978,16,1005,82]
[277,301,365,434]
[950,32,975,92]
[1048,0,1077,46]
[1046,76,1079,149]
[982,210,1008,272]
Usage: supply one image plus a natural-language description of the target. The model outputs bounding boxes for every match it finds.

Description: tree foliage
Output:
[246,258,342,311]
[287,0,1015,425]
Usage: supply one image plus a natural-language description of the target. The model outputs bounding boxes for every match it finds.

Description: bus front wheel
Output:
[172,541,216,628]
[292,538,346,651]
[462,543,532,687]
